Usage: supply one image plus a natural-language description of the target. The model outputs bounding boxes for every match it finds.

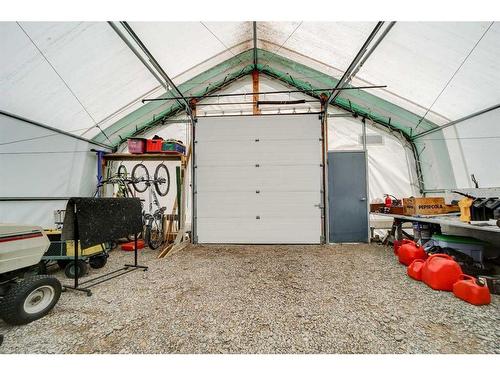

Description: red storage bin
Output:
[128,138,146,154]
[146,138,163,153]
[453,274,491,305]
[121,239,145,251]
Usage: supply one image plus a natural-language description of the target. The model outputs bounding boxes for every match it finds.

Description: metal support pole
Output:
[73,204,79,289]
[118,21,193,120]
[134,233,138,267]
[0,110,113,150]
[92,149,108,198]
[320,94,329,244]
[325,22,384,111]
[190,100,198,243]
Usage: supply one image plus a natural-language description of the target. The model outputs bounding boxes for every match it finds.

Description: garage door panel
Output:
[196,139,321,166]
[196,217,321,244]
[196,115,321,141]
[197,191,321,218]
[195,114,322,244]
[197,165,321,191]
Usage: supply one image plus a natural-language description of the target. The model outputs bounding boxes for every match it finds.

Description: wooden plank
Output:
[158,145,192,258]
[103,153,185,163]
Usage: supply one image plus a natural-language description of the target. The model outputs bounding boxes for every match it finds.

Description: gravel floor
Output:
[1,243,499,354]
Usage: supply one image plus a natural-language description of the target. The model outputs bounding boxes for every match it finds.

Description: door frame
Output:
[326,149,370,243]
[192,113,324,244]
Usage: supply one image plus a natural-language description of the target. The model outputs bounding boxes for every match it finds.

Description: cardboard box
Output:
[370,203,385,213]
[403,197,446,216]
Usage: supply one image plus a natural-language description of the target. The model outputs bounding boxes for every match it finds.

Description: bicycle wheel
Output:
[154,164,170,197]
[117,164,128,179]
[147,214,164,250]
[131,163,149,193]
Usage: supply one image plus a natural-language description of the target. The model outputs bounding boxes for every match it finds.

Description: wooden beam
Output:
[252,69,261,115]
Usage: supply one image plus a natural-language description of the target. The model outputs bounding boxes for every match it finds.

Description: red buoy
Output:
[453,274,491,305]
[407,259,425,281]
[397,241,427,266]
[421,254,462,291]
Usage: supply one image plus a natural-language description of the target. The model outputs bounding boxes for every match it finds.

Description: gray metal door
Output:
[328,151,369,243]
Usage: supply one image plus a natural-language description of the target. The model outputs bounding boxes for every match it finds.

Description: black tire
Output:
[64,260,89,279]
[0,276,61,325]
[131,163,149,193]
[146,215,164,250]
[34,261,47,275]
[89,254,108,269]
[57,260,70,270]
[154,164,170,197]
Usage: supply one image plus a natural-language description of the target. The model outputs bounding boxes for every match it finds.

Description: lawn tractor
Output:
[0,224,62,326]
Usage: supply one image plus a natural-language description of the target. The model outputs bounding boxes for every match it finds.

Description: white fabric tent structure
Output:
[1,21,499,228]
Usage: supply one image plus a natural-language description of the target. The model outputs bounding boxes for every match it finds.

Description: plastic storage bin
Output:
[128,138,146,154]
[431,234,486,263]
[146,138,163,153]
[161,139,186,154]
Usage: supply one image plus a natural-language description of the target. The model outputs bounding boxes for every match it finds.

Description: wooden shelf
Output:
[103,153,186,163]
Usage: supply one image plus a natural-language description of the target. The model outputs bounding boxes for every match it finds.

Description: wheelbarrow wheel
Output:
[89,254,108,269]
[64,260,88,279]
[0,275,61,325]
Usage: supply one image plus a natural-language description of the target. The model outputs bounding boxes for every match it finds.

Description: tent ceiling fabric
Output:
[1,21,498,147]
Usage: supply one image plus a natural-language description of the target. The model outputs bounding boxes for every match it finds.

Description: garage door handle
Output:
[360,197,367,201]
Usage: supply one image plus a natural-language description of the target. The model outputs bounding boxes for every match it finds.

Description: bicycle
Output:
[93,164,135,199]
[93,163,170,249]
[131,163,170,250]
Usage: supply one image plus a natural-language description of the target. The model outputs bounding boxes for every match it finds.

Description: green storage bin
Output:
[161,139,185,154]
[431,234,487,262]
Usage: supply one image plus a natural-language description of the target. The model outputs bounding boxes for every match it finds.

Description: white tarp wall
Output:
[0,113,108,228]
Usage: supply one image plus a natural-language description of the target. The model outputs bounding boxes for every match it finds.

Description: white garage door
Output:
[194,114,323,244]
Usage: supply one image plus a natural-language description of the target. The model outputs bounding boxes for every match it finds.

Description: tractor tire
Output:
[36,261,48,275]
[0,276,61,325]
[64,260,89,279]
[89,254,108,269]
